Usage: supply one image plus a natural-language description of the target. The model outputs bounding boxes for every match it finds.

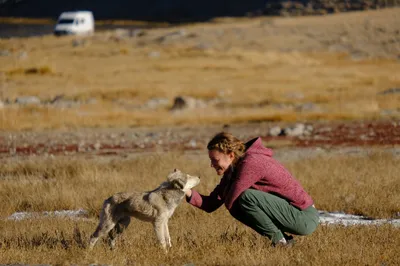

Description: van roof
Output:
[59,11,93,18]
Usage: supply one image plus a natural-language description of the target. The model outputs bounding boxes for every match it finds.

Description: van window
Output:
[58,19,74,24]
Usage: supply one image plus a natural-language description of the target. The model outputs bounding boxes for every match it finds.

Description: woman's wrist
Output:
[185,189,192,201]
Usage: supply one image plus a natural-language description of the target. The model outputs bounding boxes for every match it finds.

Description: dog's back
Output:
[103,191,155,222]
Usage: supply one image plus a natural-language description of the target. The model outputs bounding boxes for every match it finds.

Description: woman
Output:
[186,132,319,246]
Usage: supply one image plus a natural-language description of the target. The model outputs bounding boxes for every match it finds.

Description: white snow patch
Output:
[318,211,400,227]
[6,209,89,221]
[4,210,400,227]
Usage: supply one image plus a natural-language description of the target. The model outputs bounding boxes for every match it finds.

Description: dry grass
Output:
[1,8,400,130]
[0,151,399,265]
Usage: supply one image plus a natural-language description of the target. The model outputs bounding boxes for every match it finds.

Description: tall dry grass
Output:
[0,151,399,265]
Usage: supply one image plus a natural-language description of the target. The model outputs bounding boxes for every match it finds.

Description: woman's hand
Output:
[185,189,192,198]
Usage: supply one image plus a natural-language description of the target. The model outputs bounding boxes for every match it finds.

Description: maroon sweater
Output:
[188,137,314,213]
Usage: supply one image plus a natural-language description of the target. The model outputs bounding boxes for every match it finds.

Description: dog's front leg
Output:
[164,221,172,248]
[153,216,168,250]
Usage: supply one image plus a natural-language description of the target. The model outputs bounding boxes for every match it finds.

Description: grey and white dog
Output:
[89,169,200,250]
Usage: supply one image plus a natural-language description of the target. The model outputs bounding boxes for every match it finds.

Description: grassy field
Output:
[0,7,399,265]
[1,8,400,131]
[0,151,399,265]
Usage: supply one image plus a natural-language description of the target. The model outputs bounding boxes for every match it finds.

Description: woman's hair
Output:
[207,132,246,164]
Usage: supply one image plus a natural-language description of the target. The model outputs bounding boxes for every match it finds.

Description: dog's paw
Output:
[88,237,97,250]
[166,238,172,248]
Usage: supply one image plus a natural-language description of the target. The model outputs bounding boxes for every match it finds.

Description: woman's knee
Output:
[296,222,318,236]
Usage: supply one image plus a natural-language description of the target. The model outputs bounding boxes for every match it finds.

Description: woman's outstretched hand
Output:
[185,189,192,198]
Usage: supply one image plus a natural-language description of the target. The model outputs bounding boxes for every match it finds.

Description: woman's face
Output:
[208,149,235,176]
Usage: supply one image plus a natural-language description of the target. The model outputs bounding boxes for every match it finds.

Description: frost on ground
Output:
[6,209,89,221]
[5,209,400,227]
[318,211,400,227]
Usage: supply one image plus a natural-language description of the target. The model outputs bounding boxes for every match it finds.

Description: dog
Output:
[89,169,200,250]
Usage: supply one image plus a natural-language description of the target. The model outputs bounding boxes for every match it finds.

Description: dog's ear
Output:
[167,169,182,181]
[171,178,185,190]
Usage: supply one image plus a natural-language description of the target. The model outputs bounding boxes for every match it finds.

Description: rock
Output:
[72,39,86,47]
[194,42,212,50]
[156,29,187,43]
[269,126,283,136]
[305,125,314,135]
[378,88,400,95]
[284,123,306,137]
[286,92,304,100]
[131,29,146,37]
[144,98,169,109]
[50,94,65,104]
[113,28,131,39]
[328,44,352,53]
[78,141,86,152]
[18,51,28,60]
[350,50,368,61]
[148,51,161,58]
[86,98,97,104]
[170,96,205,111]
[185,139,198,149]
[0,50,11,56]
[50,95,80,108]
[15,96,41,105]
[170,96,187,111]
[295,103,317,112]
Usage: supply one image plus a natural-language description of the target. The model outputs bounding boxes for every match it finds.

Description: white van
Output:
[54,11,95,36]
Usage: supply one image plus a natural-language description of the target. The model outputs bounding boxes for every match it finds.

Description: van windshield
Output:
[57,19,74,24]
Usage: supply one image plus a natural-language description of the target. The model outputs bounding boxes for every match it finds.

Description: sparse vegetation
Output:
[6,66,53,76]
[1,8,399,131]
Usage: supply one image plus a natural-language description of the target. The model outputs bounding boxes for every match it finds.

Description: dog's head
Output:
[167,169,200,192]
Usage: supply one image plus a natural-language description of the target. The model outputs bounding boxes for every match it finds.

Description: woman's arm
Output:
[187,185,224,213]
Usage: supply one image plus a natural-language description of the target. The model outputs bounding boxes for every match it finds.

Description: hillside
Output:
[0,8,399,131]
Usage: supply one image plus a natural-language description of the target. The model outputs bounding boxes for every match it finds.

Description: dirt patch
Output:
[293,120,400,147]
[0,120,398,159]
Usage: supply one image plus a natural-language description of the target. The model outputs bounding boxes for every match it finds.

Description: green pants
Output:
[231,189,319,244]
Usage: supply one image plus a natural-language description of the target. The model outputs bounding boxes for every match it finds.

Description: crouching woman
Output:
[185,132,319,246]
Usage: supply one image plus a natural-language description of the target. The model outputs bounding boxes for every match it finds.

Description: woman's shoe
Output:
[273,234,295,248]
